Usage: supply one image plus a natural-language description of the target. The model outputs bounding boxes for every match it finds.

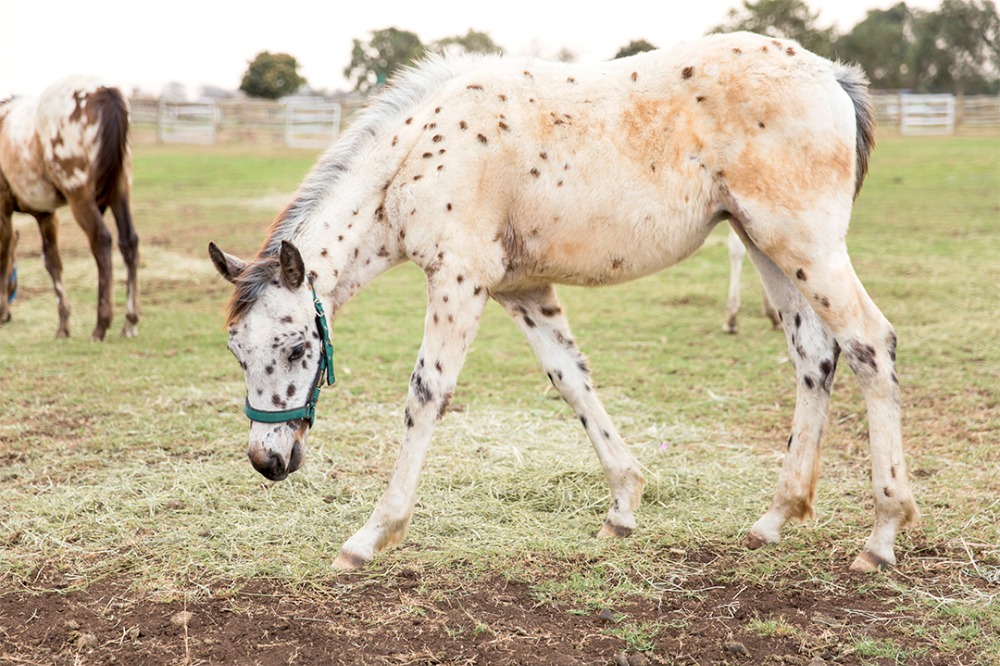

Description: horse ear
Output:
[279,240,305,290]
[208,241,247,284]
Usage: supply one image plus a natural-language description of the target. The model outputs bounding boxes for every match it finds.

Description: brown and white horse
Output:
[210,32,918,572]
[0,76,140,340]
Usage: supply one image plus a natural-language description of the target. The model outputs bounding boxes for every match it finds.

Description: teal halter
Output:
[243,284,335,427]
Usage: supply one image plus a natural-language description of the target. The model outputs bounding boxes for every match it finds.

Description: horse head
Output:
[209,240,335,481]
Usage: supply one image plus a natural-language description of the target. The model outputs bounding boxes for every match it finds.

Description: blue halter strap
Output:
[243,283,335,427]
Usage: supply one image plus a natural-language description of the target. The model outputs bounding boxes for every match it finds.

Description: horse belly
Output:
[511,174,716,287]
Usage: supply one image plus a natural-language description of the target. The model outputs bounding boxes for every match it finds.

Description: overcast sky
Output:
[1,0,942,99]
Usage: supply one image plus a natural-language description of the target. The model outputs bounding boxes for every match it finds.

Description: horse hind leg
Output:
[67,194,114,341]
[734,240,840,549]
[35,212,74,337]
[494,286,645,538]
[111,192,140,337]
[733,220,918,570]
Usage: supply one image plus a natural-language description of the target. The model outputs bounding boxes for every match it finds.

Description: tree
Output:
[712,0,836,58]
[614,39,658,59]
[344,28,425,93]
[910,0,1000,94]
[240,52,306,100]
[835,3,913,90]
[431,29,503,57]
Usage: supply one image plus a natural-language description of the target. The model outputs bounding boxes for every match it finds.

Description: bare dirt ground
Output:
[1,551,987,666]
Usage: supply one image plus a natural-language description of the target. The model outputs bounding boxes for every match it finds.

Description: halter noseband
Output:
[243,284,335,427]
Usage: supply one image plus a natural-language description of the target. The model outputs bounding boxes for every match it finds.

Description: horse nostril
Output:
[251,450,288,481]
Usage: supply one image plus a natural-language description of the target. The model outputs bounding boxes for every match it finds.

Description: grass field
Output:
[1,128,997,664]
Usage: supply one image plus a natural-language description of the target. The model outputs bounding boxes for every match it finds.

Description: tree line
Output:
[239,0,999,100]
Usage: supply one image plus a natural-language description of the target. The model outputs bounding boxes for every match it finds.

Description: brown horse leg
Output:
[35,212,73,337]
[0,199,14,324]
[110,194,140,337]
[67,195,114,341]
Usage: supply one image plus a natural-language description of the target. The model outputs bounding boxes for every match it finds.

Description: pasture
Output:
[0,128,997,664]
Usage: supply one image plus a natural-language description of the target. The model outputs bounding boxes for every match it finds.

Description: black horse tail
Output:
[91,86,130,208]
[834,63,876,200]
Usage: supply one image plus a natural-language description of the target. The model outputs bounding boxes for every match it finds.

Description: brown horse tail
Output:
[834,63,876,199]
[92,86,131,208]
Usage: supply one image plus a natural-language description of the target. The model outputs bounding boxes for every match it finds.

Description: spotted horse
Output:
[0,76,140,340]
[210,32,918,572]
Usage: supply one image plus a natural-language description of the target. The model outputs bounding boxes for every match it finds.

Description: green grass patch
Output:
[1,128,997,662]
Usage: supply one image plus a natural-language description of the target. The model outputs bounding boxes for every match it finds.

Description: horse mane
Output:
[226,54,485,325]
[91,86,130,207]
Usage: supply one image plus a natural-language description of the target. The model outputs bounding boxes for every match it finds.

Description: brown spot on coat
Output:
[459,120,468,130]
[631,72,638,81]
[477,134,488,144]
[682,66,694,79]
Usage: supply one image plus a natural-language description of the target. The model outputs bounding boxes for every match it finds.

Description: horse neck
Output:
[284,150,406,316]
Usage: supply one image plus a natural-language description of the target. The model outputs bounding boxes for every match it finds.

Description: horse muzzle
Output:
[248,421,308,481]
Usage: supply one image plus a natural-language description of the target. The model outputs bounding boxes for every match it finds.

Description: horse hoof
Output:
[597,521,633,538]
[742,531,774,550]
[332,550,369,571]
[121,324,138,338]
[850,550,893,572]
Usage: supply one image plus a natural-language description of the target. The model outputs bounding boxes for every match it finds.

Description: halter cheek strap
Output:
[243,284,335,427]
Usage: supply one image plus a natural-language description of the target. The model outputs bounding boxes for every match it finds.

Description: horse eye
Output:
[289,345,305,362]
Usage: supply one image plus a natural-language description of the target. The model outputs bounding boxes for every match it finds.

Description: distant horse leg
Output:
[110,194,140,337]
[35,212,73,337]
[68,195,114,341]
[726,227,781,332]
[761,285,781,330]
[724,228,744,333]
[0,202,13,323]
[494,286,645,538]
[333,268,490,570]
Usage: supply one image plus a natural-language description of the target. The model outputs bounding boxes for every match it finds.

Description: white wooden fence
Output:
[283,99,342,149]
[900,94,956,135]
[150,98,342,147]
[157,99,218,144]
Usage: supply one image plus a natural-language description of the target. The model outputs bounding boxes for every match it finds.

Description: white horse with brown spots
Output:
[210,32,918,572]
[0,76,140,340]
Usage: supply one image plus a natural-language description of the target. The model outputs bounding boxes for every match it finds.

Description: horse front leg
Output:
[333,269,489,570]
[67,195,113,341]
[35,212,73,338]
[494,286,645,539]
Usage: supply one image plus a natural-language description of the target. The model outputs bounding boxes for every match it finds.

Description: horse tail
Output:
[92,86,130,208]
[834,63,875,199]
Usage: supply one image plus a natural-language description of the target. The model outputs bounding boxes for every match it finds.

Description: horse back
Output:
[386,32,860,288]
[0,76,130,212]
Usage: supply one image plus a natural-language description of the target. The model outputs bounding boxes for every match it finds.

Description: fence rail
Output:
[872,93,999,132]
[132,97,355,147]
